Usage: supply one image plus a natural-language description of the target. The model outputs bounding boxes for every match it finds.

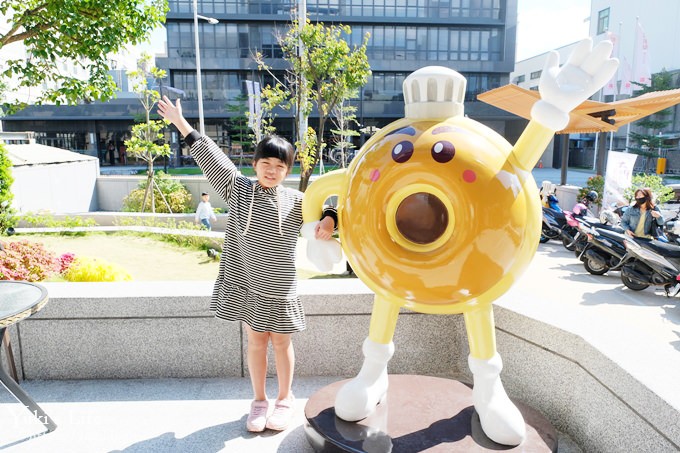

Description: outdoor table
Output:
[0,281,57,432]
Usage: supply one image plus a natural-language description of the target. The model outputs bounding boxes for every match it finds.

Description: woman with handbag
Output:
[620,188,665,239]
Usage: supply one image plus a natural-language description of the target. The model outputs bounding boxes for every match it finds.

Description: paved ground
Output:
[1,240,678,453]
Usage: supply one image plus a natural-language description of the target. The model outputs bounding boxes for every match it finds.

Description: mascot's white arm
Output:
[301,221,342,273]
[532,38,618,130]
[513,38,618,171]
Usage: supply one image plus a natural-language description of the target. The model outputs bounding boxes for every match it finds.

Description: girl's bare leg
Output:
[270,332,294,400]
[245,325,270,401]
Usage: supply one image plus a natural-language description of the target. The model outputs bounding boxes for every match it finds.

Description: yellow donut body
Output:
[338,116,541,314]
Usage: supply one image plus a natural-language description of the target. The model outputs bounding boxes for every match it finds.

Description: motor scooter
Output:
[577,222,627,275]
[615,236,680,295]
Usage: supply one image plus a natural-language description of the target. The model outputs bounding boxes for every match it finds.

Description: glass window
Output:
[597,8,610,35]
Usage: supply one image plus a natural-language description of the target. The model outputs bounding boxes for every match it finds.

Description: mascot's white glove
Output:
[301,221,343,273]
[531,38,619,131]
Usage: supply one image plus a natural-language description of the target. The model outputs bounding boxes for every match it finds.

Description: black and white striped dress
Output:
[187,132,306,333]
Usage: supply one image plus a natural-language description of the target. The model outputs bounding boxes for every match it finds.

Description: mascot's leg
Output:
[464,305,526,446]
[334,295,398,422]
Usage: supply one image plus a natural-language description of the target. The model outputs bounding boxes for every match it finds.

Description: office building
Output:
[3,0,520,163]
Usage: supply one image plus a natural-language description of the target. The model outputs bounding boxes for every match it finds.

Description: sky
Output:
[515,0,592,61]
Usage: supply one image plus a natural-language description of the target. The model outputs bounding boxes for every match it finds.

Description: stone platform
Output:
[305,375,557,452]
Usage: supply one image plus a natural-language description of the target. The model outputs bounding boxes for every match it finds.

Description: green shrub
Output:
[0,143,17,235]
[623,174,674,204]
[62,256,132,282]
[122,171,193,213]
[0,240,60,281]
[578,175,604,208]
[20,212,97,235]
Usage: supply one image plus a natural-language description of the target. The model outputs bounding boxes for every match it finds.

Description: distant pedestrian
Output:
[195,192,217,230]
[107,141,115,166]
[119,143,127,165]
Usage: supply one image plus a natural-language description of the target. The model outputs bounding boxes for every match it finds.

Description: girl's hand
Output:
[157,96,194,137]
[650,211,661,218]
[315,216,335,240]
[625,230,635,237]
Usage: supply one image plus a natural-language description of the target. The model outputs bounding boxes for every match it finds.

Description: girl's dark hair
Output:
[254,135,295,169]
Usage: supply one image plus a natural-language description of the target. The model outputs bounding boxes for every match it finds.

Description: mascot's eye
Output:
[431,141,455,163]
[392,141,414,163]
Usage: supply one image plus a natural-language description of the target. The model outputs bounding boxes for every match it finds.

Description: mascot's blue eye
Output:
[392,141,414,163]
[431,141,455,163]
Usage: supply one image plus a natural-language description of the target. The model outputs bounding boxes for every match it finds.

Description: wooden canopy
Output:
[477,84,680,134]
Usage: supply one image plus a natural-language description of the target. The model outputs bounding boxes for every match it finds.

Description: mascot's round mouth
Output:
[396,193,448,244]
[385,184,455,253]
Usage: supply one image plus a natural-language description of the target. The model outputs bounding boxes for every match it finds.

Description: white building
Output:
[2,133,100,214]
[511,1,680,172]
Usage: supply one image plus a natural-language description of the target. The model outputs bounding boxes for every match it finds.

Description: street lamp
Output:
[193,0,219,135]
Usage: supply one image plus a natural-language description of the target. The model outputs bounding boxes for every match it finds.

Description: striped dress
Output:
[187,132,306,333]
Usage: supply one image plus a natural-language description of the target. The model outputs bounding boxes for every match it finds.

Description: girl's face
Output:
[253,157,289,188]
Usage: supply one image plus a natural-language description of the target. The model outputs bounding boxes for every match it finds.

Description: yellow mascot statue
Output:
[301,38,617,446]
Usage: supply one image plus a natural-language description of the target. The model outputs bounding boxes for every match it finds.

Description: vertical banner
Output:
[603,150,638,209]
[245,80,255,129]
[602,31,619,96]
[253,81,261,133]
[632,21,652,88]
[619,57,633,96]
[245,80,262,139]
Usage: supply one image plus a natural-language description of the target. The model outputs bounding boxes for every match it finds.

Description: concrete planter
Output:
[2,279,678,452]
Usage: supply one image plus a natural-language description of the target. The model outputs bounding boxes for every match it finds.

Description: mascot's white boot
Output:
[335,338,394,421]
[468,353,526,446]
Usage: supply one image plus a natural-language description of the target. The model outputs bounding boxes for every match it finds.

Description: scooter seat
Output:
[597,226,625,237]
[643,239,680,258]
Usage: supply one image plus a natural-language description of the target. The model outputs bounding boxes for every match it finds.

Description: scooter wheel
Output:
[621,274,649,291]
[583,258,608,275]
[562,236,577,251]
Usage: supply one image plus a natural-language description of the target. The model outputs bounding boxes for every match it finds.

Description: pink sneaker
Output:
[265,396,295,431]
[246,400,269,432]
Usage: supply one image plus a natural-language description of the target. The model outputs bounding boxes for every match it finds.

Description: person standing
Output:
[107,141,116,166]
[195,192,217,230]
[620,188,665,239]
[157,95,338,433]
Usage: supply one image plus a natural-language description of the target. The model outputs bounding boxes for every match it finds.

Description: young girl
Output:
[157,96,336,432]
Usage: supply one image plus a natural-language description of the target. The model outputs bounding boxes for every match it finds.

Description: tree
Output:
[256,19,371,191]
[224,93,252,154]
[627,70,675,173]
[0,0,168,114]
[330,98,360,168]
[124,54,172,213]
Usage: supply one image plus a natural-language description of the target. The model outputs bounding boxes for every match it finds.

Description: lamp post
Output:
[193,0,218,135]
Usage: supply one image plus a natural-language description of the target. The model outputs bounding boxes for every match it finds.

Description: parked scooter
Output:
[577,222,627,275]
[616,236,680,295]
[662,207,680,244]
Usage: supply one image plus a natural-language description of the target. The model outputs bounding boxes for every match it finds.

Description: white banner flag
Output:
[602,31,620,96]
[632,21,652,88]
[245,80,262,132]
[619,57,633,96]
[603,150,638,209]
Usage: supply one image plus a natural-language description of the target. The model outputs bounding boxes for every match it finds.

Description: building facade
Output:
[2,0,520,166]
[511,1,680,172]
